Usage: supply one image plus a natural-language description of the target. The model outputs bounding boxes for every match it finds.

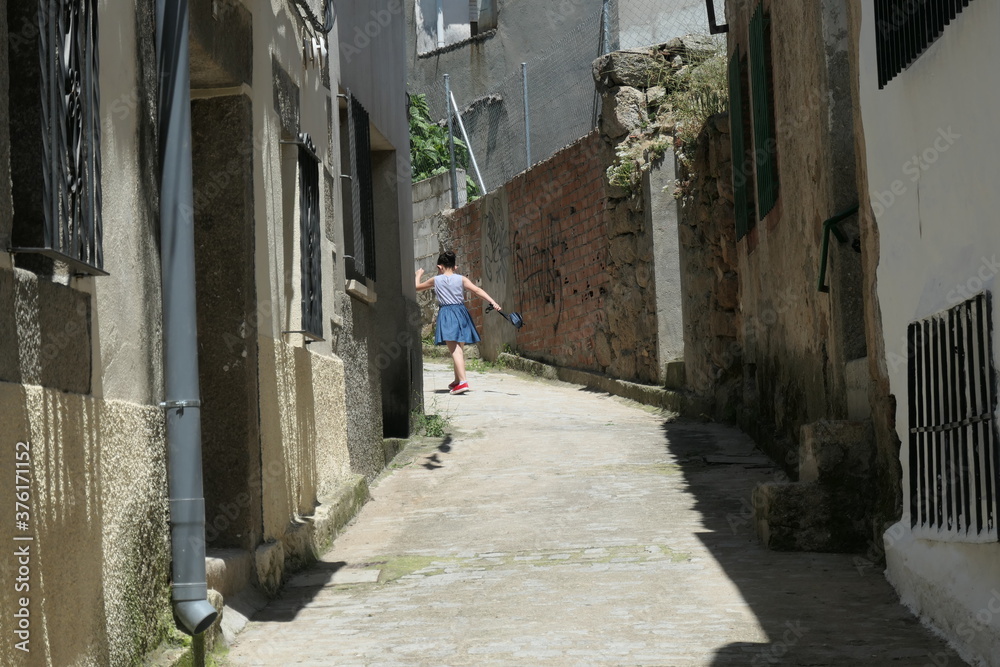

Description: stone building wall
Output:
[0,2,173,663]
[676,114,741,416]
[723,0,865,467]
[0,0,415,663]
[844,0,899,548]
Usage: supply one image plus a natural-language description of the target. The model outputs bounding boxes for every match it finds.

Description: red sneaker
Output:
[448,380,460,390]
[449,382,470,395]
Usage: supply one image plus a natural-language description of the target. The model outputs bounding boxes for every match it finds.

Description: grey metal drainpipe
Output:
[156,0,218,635]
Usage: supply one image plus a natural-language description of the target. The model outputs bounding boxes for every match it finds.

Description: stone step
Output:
[753,419,876,553]
[752,480,867,552]
[753,481,833,551]
[798,419,874,485]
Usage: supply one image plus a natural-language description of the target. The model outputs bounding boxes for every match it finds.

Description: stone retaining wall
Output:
[440,132,619,377]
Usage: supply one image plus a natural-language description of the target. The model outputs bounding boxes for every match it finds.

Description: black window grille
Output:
[876,0,974,89]
[748,2,778,220]
[908,292,1000,542]
[344,92,376,283]
[297,133,323,339]
[729,48,756,241]
[11,0,105,274]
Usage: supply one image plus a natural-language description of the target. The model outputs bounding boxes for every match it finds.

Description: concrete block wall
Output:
[413,170,466,335]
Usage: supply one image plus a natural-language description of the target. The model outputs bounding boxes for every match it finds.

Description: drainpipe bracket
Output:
[169,497,206,523]
[159,399,202,410]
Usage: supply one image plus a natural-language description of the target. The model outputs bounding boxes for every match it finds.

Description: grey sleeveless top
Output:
[435,274,465,306]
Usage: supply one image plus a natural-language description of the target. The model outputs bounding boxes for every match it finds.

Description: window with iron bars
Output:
[9,0,105,275]
[342,91,376,284]
[748,1,778,220]
[297,133,323,339]
[908,292,1000,542]
[876,0,975,89]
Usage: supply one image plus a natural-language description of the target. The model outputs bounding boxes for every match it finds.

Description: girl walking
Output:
[416,251,501,395]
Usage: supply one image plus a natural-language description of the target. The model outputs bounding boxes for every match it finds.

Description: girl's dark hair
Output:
[437,250,457,268]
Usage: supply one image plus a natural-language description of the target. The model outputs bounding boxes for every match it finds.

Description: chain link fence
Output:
[410,0,717,192]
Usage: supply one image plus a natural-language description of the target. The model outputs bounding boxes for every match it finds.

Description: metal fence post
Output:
[449,90,487,195]
[444,74,460,208]
[601,0,610,54]
[521,63,531,170]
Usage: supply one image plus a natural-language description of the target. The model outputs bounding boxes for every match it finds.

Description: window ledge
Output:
[417,29,497,59]
[347,279,377,304]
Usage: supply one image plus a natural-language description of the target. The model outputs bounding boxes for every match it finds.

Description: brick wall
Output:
[442,131,612,375]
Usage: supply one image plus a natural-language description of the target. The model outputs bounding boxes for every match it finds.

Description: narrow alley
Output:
[225,362,959,666]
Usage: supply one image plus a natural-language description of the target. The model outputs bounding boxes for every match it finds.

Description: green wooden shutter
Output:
[729,49,751,241]
[749,3,778,218]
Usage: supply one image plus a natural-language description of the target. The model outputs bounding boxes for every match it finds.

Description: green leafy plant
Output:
[408,93,479,201]
[606,142,643,196]
[663,45,728,166]
[412,395,453,437]
[413,411,450,437]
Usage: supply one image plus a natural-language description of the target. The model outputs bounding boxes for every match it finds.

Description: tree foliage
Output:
[408,94,478,200]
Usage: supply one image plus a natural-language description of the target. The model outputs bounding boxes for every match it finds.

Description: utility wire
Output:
[290,0,335,34]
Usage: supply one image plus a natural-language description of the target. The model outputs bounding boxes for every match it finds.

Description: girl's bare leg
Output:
[447,341,467,383]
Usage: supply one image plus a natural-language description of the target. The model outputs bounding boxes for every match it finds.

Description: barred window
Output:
[297,133,323,339]
[10,0,105,275]
[908,292,1000,542]
[342,91,376,283]
[876,0,975,89]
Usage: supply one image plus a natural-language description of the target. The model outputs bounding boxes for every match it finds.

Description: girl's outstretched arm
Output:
[415,268,436,292]
[462,276,501,310]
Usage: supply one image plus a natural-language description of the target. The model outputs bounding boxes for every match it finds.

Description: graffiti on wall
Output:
[483,195,510,286]
[514,213,566,333]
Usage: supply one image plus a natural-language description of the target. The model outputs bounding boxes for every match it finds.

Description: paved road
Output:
[225,362,962,666]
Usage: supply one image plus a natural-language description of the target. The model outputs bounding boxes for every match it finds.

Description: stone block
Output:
[206,548,254,600]
[610,203,643,236]
[282,521,319,574]
[595,332,613,368]
[203,589,226,653]
[635,263,652,289]
[753,481,834,551]
[798,420,874,486]
[594,50,663,90]
[609,234,638,265]
[646,85,666,108]
[255,541,285,597]
[608,351,637,381]
[663,360,685,390]
[601,87,648,140]
[677,222,699,248]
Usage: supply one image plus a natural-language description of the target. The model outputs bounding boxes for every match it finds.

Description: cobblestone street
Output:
[224,362,961,666]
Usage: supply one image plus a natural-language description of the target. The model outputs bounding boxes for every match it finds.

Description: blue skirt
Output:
[435,304,481,345]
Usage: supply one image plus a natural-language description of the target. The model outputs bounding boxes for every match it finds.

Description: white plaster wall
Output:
[415,0,473,54]
[94,0,163,403]
[858,1,1000,662]
[617,0,707,50]
[246,0,354,547]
